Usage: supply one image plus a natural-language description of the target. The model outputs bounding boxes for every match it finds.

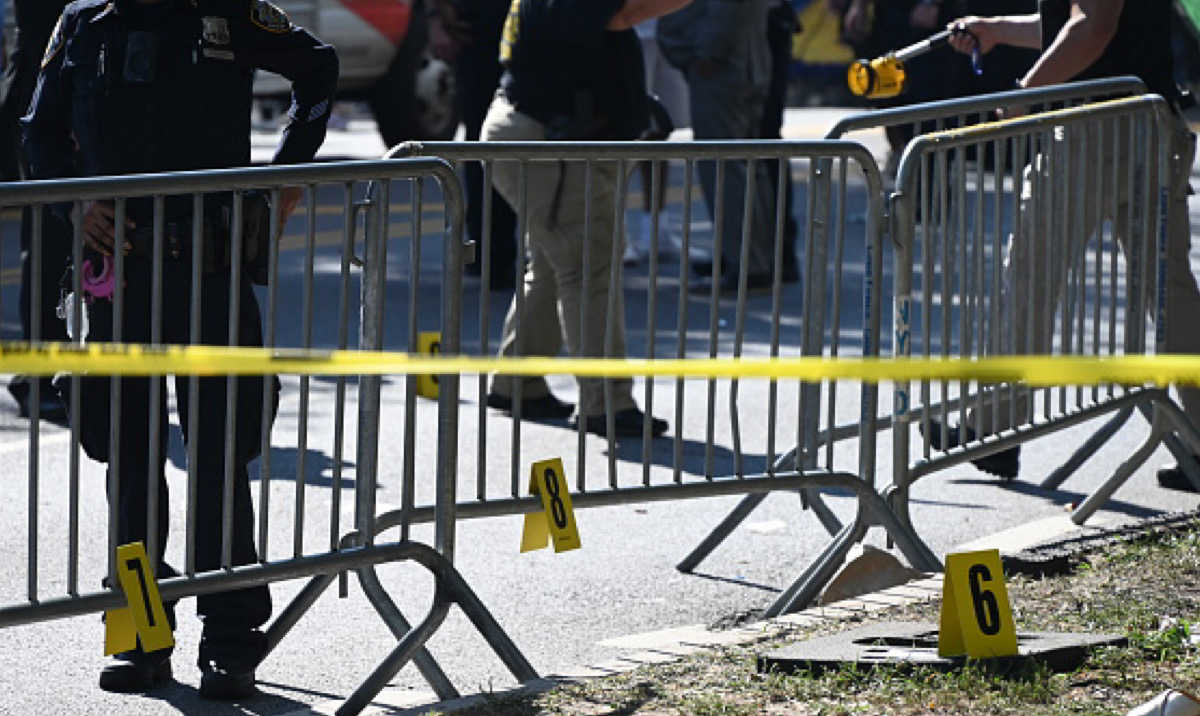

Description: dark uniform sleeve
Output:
[20,9,77,181]
[227,0,339,165]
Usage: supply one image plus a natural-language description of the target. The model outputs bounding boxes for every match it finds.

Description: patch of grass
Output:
[442,528,1200,716]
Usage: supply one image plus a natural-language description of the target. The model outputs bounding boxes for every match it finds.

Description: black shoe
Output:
[688,271,773,297]
[690,258,714,277]
[576,408,668,439]
[1157,456,1200,492]
[199,662,257,700]
[485,391,574,420]
[9,376,67,423]
[921,419,1021,480]
[99,651,172,693]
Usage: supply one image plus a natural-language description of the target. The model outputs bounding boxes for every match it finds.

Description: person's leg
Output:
[760,2,799,278]
[182,272,272,695]
[535,159,636,417]
[86,266,177,692]
[459,40,517,288]
[1162,118,1200,422]
[688,65,773,278]
[483,96,569,405]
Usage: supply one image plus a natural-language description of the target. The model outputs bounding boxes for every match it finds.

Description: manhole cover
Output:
[759,621,1125,675]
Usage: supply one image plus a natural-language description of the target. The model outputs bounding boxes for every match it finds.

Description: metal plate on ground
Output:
[759,622,1126,675]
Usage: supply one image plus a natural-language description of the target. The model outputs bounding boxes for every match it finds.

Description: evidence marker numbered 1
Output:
[105,541,174,655]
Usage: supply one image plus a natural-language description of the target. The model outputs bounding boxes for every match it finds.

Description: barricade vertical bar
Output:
[919,152,932,459]
[672,160,695,484]
[970,142,984,418]
[955,141,969,437]
[68,208,86,593]
[107,197,127,586]
[26,207,41,602]
[296,187,318,556]
[403,179,424,542]
[728,157,760,478]
[476,161,494,502]
[643,158,663,479]
[1107,117,1119,395]
[511,163,526,498]
[766,156,787,472]
[797,157,820,472]
[358,179,390,546]
[259,186,282,562]
[223,191,246,568]
[437,157,466,560]
[148,196,166,568]
[187,193,204,575]
[703,160,726,479]
[61,208,80,596]
[825,157,849,471]
[331,184,355,551]
[605,160,620,485]
[573,159,592,488]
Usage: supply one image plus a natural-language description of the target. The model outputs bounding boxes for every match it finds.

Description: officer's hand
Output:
[948,17,996,55]
[276,186,304,239]
[81,200,134,256]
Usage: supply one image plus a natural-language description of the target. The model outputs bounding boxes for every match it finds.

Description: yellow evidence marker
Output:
[939,549,1018,659]
[520,458,581,553]
[416,331,442,399]
[105,542,174,655]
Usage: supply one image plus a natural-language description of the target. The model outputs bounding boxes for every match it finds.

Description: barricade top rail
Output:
[825,76,1148,140]
[0,157,460,205]
[386,139,881,167]
[892,94,1171,195]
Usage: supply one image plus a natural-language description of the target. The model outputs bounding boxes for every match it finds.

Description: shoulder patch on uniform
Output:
[42,16,65,69]
[250,0,292,32]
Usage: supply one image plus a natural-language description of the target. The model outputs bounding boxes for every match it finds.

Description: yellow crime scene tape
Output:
[4,341,1200,387]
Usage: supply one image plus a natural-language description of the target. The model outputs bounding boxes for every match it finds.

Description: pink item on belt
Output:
[81,256,115,302]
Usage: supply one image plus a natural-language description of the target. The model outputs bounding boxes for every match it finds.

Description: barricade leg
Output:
[264,569,460,701]
[338,546,537,716]
[676,453,845,573]
[1137,402,1200,487]
[1071,419,1167,524]
[1040,407,1134,490]
[763,475,941,616]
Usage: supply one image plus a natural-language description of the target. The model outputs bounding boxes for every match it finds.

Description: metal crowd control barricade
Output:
[826,77,1200,490]
[0,159,533,716]
[889,96,1200,543]
[391,139,938,619]
[682,77,1194,591]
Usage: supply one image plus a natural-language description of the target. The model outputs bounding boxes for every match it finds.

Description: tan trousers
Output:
[973,111,1200,432]
[482,95,636,417]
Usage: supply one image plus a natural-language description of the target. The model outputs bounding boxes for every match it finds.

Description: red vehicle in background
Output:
[256,0,459,145]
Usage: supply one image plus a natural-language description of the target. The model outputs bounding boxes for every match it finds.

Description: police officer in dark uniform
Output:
[23,0,337,699]
[0,0,73,421]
